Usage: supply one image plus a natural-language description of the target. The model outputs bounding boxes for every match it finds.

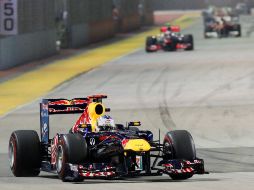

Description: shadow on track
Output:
[39,174,220,184]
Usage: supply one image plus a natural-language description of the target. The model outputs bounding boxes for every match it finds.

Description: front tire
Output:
[9,130,41,177]
[184,34,194,50]
[163,130,196,180]
[145,36,157,52]
[56,133,87,182]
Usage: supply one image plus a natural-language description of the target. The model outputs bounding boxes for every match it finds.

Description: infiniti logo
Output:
[90,138,95,145]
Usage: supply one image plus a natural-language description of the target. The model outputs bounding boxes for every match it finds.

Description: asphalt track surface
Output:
[1,15,254,189]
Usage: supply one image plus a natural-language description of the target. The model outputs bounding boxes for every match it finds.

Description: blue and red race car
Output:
[146,25,194,52]
[9,95,207,182]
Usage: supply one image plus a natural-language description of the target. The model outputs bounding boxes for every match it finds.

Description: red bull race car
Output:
[146,25,194,52]
[8,95,207,182]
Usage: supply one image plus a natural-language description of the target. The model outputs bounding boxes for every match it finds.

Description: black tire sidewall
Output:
[9,130,41,177]
[57,134,87,181]
[163,130,196,180]
[163,130,196,161]
[184,34,194,50]
[56,141,68,181]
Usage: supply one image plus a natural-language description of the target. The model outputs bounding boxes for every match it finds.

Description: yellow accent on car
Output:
[132,122,141,126]
[123,139,151,152]
[88,102,105,132]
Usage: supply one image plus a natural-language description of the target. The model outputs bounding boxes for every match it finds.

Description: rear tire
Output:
[9,130,41,177]
[236,24,241,37]
[163,130,196,180]
[184,34,194,50]
[56,133,87,182]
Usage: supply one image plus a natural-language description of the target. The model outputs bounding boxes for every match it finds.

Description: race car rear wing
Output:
[40,95,109,144]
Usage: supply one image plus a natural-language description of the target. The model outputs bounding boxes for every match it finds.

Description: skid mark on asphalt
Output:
[191,70,254,107]
[157,66,177,131]
[136,69,158,127]
[198,147,254,173]
[146,66,169,93]
[95,70,123,90]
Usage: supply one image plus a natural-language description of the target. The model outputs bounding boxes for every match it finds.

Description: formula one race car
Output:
[146,26,194,52]
[203,7,241,38]
[8,95,207,182]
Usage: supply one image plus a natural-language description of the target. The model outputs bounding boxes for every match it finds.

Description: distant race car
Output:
[146,25,194,52]
[8,95,207,182]
[204,16,241,38]
[202,7,241,38]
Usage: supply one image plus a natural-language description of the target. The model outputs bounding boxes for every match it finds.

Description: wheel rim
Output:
[56,145,64,173]
[164,142,172,157]
[8,140,15,168]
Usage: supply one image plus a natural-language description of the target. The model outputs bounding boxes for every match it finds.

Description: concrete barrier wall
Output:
[18,0,55,33]
[0,0,57,70]
[69,24,89,48]
[0,0,155,70]
[64,0,151,47]
[88,0,115,43]
[67,0,115,47]
[89,20,115,43]
[143,0,155,25]
[0,30,56,70]
[118,0,141,32]
[121,14,141,32]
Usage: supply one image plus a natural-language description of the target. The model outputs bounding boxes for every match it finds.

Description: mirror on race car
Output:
[128,121,141,127]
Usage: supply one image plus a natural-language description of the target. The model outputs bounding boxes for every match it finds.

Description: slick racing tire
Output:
[146,36,157,52]
[236,24,241,37]
[56,133,87,182]
[163,130,196,180]
[184,34,194,50]
[9,130,41,177]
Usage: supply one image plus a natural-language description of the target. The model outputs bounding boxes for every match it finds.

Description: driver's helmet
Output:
[97,115,115,131]
[165,22,171,30]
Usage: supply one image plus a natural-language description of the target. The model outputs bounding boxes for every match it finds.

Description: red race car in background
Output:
[146,25,194,52]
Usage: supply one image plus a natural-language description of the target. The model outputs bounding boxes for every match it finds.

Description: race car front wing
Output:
[63,158,207,180]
